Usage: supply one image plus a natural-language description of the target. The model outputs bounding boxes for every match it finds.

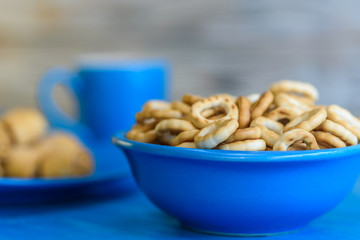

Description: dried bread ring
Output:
[311,131,346,148]
[287,141,308,151]
[136,109,182,124]
[257,123,281,147]
[170,129,199,146]
[128,122,157,132]
[182,94,203,105]
[207,113,226,120]
[318,143,333,149]
[247,93,260,104]
[250,117,283,147]
[326,105,360,140]
[284,107,327,132]
[251,91,274,120]
[155,119,196,145]
[273,129,319,151]
[143,100,171,111]
[175,142,197,148]
[265,107,302,123]
[201,107,224,118]
[224,126,261,143]
[236,96,251,128]
[155,119,196,134]
[218,139,266,151]
[190,96,238,129]
[317,119,357,146]
[171,101,191,115]
[274,93,313,112]
[250,117,283,135]
[201,93,236,118]
[195,119,239,149]
[212,94,237,103]
[270,80,319,101]
[126,124,157,143]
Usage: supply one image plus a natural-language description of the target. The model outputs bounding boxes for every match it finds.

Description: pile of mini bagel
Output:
[0,108,94,178]
[127,80,360,151]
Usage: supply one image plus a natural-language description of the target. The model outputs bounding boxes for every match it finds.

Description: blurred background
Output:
[1,0,360,115]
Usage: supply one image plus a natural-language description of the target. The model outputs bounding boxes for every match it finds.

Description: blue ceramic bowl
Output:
[113,132,360,236]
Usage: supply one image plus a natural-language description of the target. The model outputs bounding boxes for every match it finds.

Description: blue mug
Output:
[37,56,169,142]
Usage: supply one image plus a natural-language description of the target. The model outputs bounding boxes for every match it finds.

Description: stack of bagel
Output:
[127,80,360,151]
[0,108,94,178]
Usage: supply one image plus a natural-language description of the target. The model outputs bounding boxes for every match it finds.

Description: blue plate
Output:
[0,142,135,205]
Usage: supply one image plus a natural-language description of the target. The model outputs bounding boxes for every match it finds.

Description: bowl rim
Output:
[113,132,360,163]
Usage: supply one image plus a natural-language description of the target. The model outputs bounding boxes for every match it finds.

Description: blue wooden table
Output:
[0,177,359,240]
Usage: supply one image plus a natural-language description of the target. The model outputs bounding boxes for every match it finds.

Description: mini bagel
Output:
[236,96,251,128]
[317,119,357,146]
[318,143,333,149]
[273,129,319,151]
[274,93,313,112]
[250,117,283,147]
[284,107,327,132]
[218,139,266,151]
[155,119,196,135]
[224,126,261,143]
[251,91,274,120]
[311,131,346,148]
[207,113,227,120]
[265,106,302,123]
[170,129,199,146]
[201,106,224,118]
[190,96,239,129]
[182,94,203,105]
[194,119,239,149]
[270,80,319,101]
[143,100,171,111]
[126,123,157,143]
[155,119,196,145]
[326,105,360,140]
[211,93,237,103]
[136,109,183,124]
[171,101,191,115]
[246,93,260,104]
[287,141,308,151]
[175,142,197,148]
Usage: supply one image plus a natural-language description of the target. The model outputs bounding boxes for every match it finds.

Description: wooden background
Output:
[1,0,360,115]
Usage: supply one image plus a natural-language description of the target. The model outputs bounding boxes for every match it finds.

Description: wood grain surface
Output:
[0,0,359,115]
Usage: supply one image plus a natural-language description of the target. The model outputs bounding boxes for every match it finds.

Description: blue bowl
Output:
[113,132,360,236]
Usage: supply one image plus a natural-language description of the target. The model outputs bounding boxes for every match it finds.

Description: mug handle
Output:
[37,67,93,139]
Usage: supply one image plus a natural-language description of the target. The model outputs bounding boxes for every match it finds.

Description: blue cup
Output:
[37,56,169,142]
[37,55,169,175]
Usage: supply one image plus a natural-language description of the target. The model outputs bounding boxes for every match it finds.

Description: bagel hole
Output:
[288,140,308,151]
[278,118,290,126]
[201,107,226,119]
[264,104,277,115]
[208,113,227,120]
